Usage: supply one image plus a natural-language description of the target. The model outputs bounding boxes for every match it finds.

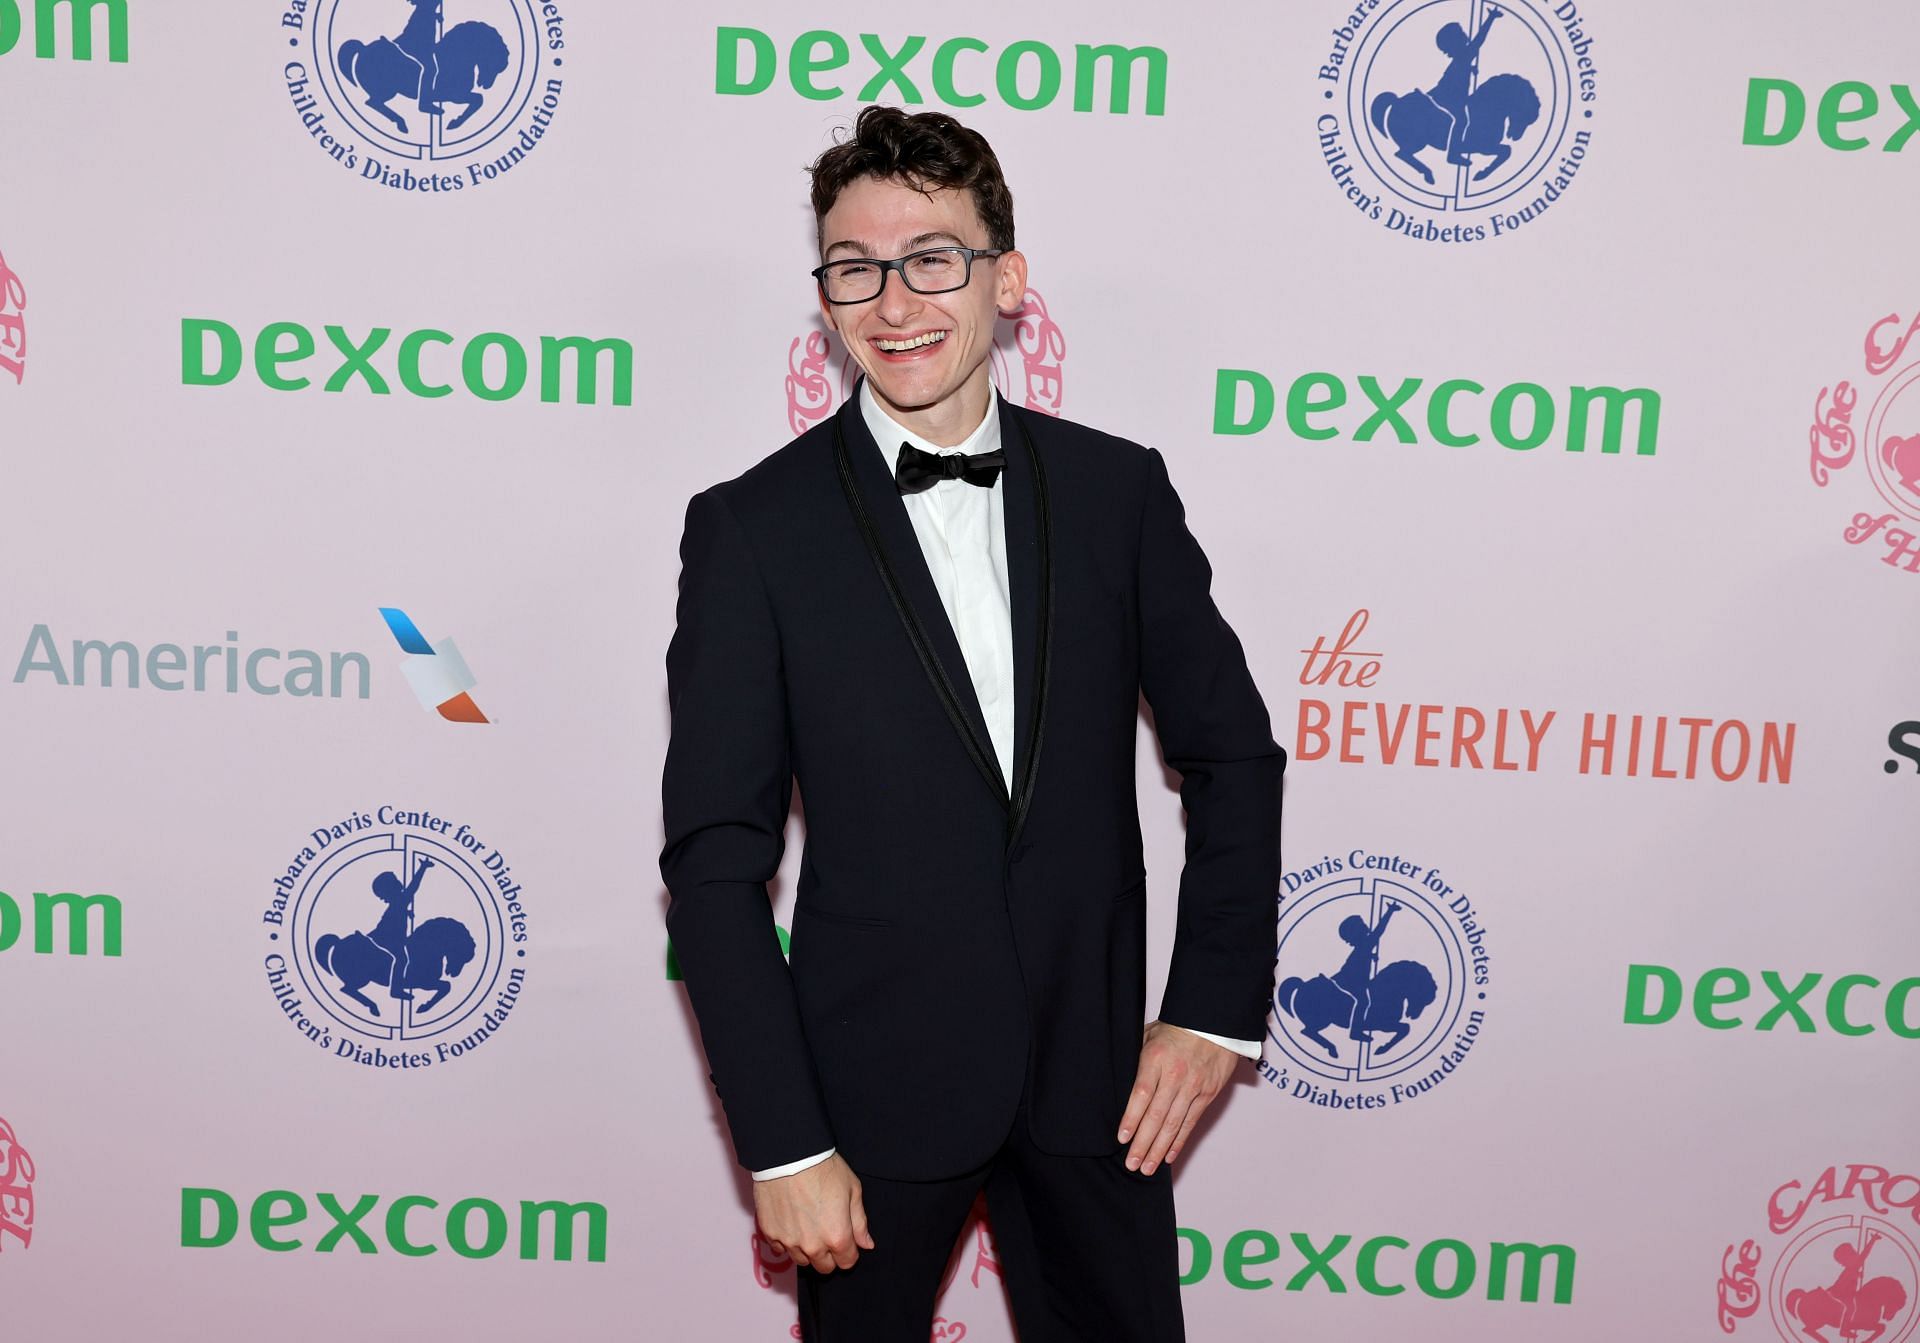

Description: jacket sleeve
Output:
[1136,447,1287,1044]
[661,487,835,1172]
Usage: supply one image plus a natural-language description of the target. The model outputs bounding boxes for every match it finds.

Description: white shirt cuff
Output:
[752,1148,836,1182]
[1168,1025,1263,1060]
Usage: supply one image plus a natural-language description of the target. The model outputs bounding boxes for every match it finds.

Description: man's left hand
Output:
[1116,1021,1239,1175]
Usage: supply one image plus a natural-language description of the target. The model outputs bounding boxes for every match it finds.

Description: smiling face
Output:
[817,174,1027,446]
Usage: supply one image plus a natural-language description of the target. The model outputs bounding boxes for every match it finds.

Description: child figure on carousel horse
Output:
[1429,7,1503,167]
[1332,902,1399,1043]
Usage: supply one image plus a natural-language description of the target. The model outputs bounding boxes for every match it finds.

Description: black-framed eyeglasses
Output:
[811,246,1006,305]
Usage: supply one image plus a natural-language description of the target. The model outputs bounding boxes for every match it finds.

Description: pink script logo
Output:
[1808,310,1920,574]
[0,1115,35,1251]
[785,289,1067,436]
[0,246,25,385]
[1717,1163,1919,1341]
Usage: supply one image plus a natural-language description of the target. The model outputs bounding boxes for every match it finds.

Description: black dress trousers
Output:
[797,1078,1186,1343]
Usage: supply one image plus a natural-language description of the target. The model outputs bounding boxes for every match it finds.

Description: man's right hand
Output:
[754,1153,874,1274]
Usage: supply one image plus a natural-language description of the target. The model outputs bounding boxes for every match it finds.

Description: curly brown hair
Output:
[808,105,1016,253]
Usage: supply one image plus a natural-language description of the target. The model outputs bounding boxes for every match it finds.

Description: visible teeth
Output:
[876,331,948,352]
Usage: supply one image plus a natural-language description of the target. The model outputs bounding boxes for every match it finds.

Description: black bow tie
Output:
[893,441,1006,495]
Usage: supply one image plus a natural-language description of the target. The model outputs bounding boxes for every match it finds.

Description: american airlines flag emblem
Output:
[378,607,489,724]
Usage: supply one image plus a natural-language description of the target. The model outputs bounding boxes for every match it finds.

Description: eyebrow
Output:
[823,230,968,260]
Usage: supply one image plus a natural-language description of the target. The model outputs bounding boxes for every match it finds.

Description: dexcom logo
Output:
[717,27,1166,115]
[182,1187,605,1262]
[181,319,633,407]
[1180,1225,1575,1304]
[1215,370,1660,457]
[1625,964,1920,1038]
[1744,78,1920,154]
[0,0,127,63]
[0,887,121,958]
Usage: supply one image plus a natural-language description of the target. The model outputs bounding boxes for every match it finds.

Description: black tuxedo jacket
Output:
[661,388,1284,1183]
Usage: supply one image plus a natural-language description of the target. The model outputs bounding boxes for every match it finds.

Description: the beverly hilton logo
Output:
[1719,1164,1919,1342]
[1313,0,1598,243]
[1809,308,1920,575]
[278,0,568,192]
[0,1115,33,1252]
[262,806,529,1068]
[785,289,1066,433]
[1295,608,1799,783]
[1260,847,1490,1110]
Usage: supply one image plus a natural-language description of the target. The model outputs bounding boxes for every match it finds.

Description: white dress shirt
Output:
[752,382,1261,1181]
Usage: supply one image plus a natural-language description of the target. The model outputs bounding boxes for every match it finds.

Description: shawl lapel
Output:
[832,391,1009,807]
[998,398,1052,850]
[829,387,1054,844]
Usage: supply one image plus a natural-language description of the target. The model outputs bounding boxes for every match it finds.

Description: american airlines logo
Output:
[378,607,488,724]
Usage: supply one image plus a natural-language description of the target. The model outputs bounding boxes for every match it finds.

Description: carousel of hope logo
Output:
[278,0,568,192]
[1261,848,1491,1109]
[261,806,529,1068]
[1718,1164,1920,1342]
[1313,0,1598,243]
[1807,305,1920,576]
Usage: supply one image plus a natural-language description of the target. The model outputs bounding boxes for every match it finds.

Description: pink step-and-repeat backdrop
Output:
[2,2,1917,1339]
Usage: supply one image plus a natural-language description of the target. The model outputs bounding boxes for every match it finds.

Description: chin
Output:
[866,367,950,410]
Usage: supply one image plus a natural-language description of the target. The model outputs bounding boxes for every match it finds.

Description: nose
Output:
[874,264,920,326]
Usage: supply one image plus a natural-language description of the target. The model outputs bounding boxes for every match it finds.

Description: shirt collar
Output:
[859,377,1002,468]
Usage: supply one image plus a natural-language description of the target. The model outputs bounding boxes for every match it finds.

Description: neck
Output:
[869,366,993,447]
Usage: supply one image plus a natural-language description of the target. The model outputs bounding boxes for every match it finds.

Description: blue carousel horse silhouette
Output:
[337,0,511,135]
[1368,7,1542,185]
[313,854,478,1016]
[1277,902,1438,1059]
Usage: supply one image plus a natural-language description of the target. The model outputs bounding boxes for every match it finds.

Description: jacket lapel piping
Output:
[1005,411,1053,852]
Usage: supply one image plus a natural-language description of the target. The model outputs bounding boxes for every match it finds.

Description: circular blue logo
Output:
[278,0,569,192]
[1260,849,1491,1109]
[1311,0,1599,242]
[261,807,530,1068]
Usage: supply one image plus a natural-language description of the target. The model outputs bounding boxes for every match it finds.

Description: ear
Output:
[994,249,1029,315]
[817,281,841,334]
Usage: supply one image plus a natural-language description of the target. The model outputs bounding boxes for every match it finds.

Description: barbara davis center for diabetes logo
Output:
[1313,0,1598,243]
[1260,848,1491,1110]
[261,806,529,1068]
[278,0,568,192]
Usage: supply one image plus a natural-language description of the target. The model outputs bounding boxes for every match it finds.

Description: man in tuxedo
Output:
[661,105,1284,1341]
